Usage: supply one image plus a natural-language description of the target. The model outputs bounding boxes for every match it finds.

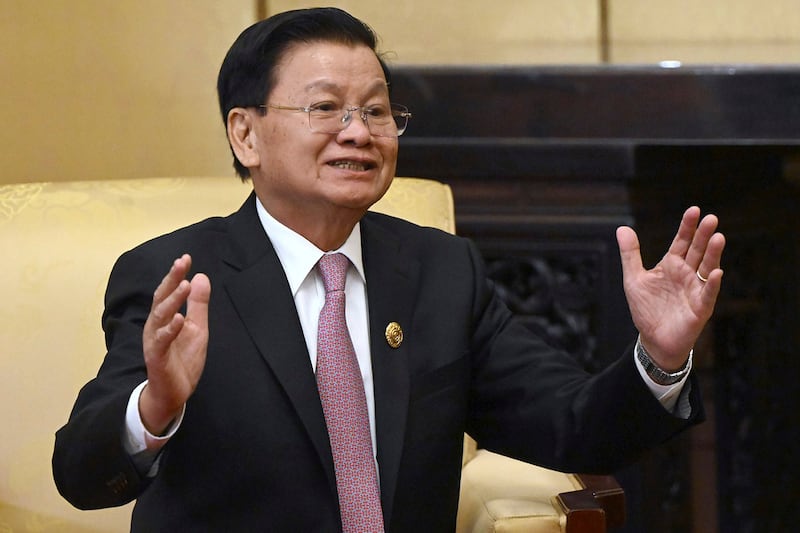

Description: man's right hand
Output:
[139,254,210,435]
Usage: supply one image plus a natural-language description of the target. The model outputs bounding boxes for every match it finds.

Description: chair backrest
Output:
[0,176,454,532]
[371,177,455,234]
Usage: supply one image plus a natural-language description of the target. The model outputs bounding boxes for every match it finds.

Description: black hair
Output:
[216,7,392,179]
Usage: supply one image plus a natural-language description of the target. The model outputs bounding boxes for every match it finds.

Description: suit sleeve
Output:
[461,239,703,474]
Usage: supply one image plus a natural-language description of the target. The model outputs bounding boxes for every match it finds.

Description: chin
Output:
[333,176,391,207]
[336,192,383,211]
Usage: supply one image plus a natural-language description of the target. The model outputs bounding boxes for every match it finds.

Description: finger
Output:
[152,254,192,310]
[150,279,191,327]
[144,255,193,351]
[616,226,644,279]
[666,206,701,259]
[699,268,724,316]
[697,231,726,281]
[149,312,186,357]
[144,277,190,358]
[185,273,211,330]
[685,214,720,271]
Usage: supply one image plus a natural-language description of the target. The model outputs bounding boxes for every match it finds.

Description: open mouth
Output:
[328,160,373,172]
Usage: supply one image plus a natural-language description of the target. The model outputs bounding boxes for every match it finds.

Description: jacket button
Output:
[106,473,128,494]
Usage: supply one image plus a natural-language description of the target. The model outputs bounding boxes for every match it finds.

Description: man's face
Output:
[248,41,398,230]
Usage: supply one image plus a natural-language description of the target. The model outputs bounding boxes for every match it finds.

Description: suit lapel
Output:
[217,200,419,519]
[361,214,419,526]
[219,194,336,493]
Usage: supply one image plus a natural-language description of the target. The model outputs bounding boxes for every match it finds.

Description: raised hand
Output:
[616,207,725,371]
[139,254,211,435]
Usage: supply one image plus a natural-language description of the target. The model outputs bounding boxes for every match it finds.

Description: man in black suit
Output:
[53,7,726,532]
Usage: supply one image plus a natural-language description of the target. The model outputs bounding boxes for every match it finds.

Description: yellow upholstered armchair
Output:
[0,176,622,532]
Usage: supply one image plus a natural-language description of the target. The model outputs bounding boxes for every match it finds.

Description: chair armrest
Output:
[554,474,626,533]
[457,449,625,533]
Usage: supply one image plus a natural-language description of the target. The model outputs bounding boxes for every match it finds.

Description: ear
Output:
[227,107,260,170]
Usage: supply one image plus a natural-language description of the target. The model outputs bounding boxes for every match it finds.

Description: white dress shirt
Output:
[253,198,376,452]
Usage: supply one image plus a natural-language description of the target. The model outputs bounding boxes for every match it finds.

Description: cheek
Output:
[381,141,399,173]
[375,134,398,157]
[271,132,324,171]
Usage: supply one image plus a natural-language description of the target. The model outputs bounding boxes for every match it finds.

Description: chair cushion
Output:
[457,449,579,533]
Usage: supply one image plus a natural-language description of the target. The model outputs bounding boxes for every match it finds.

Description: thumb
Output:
[185,273,211,328]
[616,226,644,280]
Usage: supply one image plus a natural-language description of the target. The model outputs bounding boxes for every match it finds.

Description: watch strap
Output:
[635,336,692,386]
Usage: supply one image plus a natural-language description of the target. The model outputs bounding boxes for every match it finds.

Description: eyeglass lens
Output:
[309,105,409,137]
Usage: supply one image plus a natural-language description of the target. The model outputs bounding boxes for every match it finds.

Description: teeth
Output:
[330,160,366,171]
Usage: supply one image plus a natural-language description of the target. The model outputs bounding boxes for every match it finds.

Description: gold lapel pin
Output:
[385,322,403,348]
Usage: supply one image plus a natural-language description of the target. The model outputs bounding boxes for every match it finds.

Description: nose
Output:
[338,106,372,143]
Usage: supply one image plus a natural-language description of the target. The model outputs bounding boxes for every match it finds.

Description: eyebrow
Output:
[304,79,389,95]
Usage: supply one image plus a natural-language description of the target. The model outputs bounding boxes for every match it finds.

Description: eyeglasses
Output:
[260,102,411,137]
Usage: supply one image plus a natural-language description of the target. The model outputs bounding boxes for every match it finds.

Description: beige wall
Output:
[1,0,254,185]
[269,0,602,65]
[610,0,800,63]
[2,0,799,184]
[272,0,800,65]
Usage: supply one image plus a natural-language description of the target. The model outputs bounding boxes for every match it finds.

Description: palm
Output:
[617,207,725,369]
[141,255,211,434]
[149,301,208,401]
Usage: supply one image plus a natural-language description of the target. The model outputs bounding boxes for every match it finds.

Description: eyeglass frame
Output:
[257,102,411,137]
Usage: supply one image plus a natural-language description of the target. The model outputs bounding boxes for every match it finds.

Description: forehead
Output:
[271,41,387,96]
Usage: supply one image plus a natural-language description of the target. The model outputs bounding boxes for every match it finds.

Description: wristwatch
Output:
[635,336,692,386]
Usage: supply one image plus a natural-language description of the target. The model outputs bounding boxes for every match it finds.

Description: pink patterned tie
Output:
[316,253,384,533]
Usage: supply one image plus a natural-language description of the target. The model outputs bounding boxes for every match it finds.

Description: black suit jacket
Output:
[53,193,702,532]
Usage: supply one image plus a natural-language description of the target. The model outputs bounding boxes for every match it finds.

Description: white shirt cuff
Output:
[634,346,692,417]
[123,380,185,475]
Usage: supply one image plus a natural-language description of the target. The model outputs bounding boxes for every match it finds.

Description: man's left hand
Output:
[617,206,726,371]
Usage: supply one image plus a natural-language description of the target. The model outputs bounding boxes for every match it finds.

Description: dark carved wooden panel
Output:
[485,249,603,372]
[391,65,800,533]
[476,230,632,373]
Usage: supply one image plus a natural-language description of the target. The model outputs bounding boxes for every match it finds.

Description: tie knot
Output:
[318,253,349,293]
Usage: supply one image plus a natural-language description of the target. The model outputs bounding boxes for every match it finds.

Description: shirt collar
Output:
[255,196,366,296]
